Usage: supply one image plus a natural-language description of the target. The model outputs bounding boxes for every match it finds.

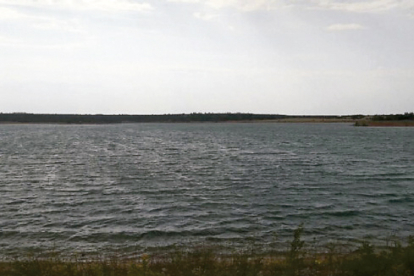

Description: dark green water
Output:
[0,123,413,254]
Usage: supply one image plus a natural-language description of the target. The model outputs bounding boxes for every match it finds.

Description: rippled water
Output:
[1,123,413,255]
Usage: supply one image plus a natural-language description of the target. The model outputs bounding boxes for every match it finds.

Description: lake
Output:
[0,123,413,255]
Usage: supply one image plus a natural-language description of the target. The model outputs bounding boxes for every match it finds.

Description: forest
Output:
[0,113,360,124]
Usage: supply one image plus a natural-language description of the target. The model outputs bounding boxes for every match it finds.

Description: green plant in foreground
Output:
[341,237,414,276]
[286,224,305,275]
[1,229,414,276]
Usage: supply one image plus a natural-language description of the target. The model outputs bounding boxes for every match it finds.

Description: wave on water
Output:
[0,123,413,254]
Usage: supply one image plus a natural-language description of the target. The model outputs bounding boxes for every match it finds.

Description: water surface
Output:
[0,123,413,254]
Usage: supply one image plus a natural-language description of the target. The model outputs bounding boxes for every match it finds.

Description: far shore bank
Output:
[355,120,414,127]
[0,117,359,125]
[2,112,414,126]
[0,112,362,125]
[5,119,414,126]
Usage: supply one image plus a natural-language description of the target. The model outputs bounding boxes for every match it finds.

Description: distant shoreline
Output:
[354,120,414,127]
[0,113,362,124]
[1,112,414,126]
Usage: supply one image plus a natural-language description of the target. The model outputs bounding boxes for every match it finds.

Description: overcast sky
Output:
[1,0,413,115]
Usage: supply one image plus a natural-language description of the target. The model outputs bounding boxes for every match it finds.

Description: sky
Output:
[0,0,413,115]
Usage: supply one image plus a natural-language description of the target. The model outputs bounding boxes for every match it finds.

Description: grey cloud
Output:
[325,23,365,31]
[0,0,153,13]
[310,0,414,14]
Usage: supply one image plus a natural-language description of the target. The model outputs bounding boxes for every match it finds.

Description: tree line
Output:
[371,112,414,121]
[0,112,356,124]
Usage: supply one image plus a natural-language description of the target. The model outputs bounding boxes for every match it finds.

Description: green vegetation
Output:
[3,112,414,125]
[355,112,414,127]
[371,112,414,121]
[0,113,360,124]
[2,227,414,276]
[0,113,284,124]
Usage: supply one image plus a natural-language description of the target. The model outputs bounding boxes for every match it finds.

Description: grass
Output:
[1,227,414,276]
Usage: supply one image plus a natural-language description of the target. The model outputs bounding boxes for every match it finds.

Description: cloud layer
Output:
[0,0,152,13]
[326,23,365,31]
[167,0,414,14]
[1,0,414,114]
